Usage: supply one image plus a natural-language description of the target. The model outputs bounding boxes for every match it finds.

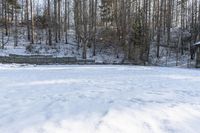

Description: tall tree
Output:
[47,0,52,46]
[30,0,34,44]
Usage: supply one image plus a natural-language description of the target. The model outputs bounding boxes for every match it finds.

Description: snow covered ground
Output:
[0,65,200,133]
[0,30,124,64]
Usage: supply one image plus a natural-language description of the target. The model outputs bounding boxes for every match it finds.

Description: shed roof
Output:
[193,41,200,46]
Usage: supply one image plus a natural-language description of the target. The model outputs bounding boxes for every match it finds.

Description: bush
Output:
[26,44,34,52]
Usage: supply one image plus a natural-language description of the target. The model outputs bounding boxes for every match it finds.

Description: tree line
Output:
[0,0,200,63]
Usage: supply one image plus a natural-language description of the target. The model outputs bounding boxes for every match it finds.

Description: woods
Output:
[1,2,200,132]
[0,0,200,65]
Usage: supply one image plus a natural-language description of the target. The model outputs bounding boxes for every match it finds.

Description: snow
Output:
[0,65,200,133]
[0,29,124,64]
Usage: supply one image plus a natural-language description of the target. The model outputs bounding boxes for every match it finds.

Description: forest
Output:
[0,0,200,66]
[1,1,200,132]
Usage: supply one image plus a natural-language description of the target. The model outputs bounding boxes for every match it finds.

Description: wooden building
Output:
[192,42,200,68]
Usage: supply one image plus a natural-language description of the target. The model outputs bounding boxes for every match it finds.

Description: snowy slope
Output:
[0,65,200,133]
[0,30,124,64]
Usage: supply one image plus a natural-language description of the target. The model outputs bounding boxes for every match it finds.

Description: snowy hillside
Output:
[0,65,200,133]
[0,30,125,64]
[0,29,194,67]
